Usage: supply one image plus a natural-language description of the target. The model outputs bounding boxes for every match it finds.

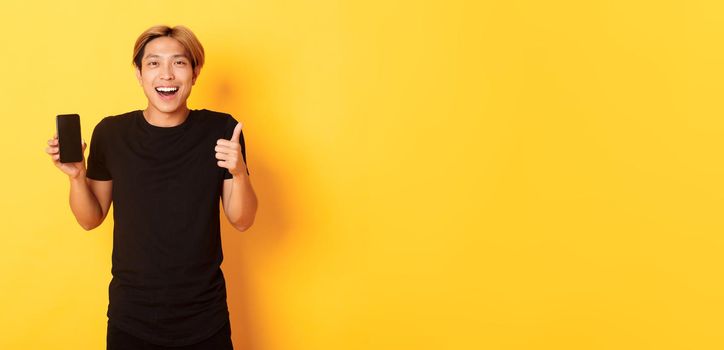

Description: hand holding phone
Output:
[46,114,87,178]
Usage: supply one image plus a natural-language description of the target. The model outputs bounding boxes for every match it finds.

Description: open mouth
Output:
[155,86,179,97]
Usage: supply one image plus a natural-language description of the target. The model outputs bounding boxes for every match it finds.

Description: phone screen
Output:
[56,114,83,163]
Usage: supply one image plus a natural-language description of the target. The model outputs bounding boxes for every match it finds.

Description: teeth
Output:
[155,87,178,92]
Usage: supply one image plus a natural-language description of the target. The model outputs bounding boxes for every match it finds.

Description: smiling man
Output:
[44,25,258,349]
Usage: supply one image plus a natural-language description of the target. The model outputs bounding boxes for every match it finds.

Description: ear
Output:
[192,66,201,85]
[135,66,143,86]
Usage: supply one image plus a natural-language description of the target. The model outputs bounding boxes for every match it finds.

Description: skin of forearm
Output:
[224,171,258,231]
[69,174,103,231]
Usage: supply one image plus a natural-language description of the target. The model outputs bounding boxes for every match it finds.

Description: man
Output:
[44,25,258,349]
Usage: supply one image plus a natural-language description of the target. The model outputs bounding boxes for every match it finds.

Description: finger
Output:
[53,154,59,160]
[214,144,238,153]
[216,139,240,147]
[217,160,228,168]
[217,150,238,160]
[229,122,242,142]
[46,146,59,154]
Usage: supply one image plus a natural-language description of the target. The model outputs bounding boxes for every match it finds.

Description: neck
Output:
[143,104,190,127]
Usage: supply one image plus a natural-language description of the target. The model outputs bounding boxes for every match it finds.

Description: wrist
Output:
[231,169,249,181]
[69,170,87,183]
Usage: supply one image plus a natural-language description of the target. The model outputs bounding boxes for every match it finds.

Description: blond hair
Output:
[132,25,205,70]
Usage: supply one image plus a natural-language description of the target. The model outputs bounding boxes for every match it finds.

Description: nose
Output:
[160,62,174,80]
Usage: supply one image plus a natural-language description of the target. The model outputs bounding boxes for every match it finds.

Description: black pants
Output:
[107,321,234,350]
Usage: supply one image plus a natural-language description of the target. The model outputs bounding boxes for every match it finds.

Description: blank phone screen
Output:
[56,114,83,163]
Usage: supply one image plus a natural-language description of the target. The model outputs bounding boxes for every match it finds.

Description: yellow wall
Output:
[1,0,722,349]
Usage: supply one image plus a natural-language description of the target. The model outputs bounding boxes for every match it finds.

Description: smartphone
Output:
[56,114,83,163]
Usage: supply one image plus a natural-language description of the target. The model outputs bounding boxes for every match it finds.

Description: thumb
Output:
[229,122,243,142]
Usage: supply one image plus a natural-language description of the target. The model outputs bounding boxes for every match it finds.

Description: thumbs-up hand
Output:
[215,121,247,177]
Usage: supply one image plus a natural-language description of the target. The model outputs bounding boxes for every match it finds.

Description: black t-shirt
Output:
[86,109,249,346]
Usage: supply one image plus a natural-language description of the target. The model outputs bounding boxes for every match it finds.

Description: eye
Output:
[175,60,187,66]
[147,61,159,67]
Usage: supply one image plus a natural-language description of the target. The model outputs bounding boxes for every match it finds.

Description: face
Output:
[135,36,200,114]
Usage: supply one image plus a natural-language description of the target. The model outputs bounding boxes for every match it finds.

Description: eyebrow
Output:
[143,54,189,60]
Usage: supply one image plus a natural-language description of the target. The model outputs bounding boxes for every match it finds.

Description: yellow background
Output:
[0,0,722,349]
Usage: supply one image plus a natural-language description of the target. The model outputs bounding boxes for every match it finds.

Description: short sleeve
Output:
[223,115,250,179]
[86,119,112,181]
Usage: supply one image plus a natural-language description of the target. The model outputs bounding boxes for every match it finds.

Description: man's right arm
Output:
[69,176,112,231]
[47,132,113,231]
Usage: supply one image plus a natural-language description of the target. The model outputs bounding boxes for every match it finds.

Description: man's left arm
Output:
[217,122,258,232]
